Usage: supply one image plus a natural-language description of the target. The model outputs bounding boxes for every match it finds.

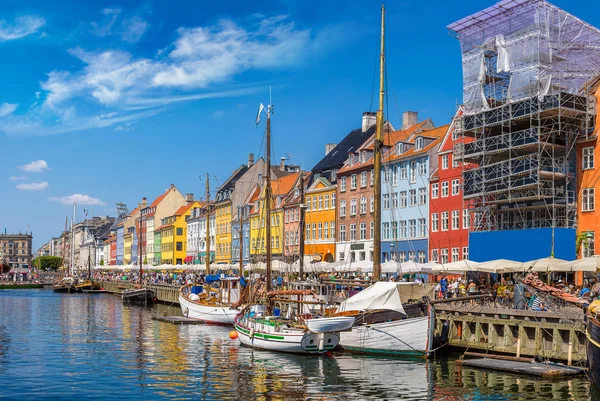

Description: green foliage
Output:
[99,260,105,266]
[32,256,63,270]
[143,257,147,264]
[576,232,588,255]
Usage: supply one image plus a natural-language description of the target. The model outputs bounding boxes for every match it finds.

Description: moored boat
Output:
[179,278,243,325]
[587,301,600,389]
[52,277,76,293]
[122,287,155,306]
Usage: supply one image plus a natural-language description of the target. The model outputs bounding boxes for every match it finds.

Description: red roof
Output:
[383,124,450,163]
[174,202,196,216]
[272,172,300,196]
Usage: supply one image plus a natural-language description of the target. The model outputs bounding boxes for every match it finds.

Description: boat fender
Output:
[441,320,450,343]
[184,308,189,317]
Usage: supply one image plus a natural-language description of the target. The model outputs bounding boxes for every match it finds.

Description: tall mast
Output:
[372,5,385,282]
[238,206,244,277]
[205,173,211,276]
[138,216,143,285]
[62,216,67,277]
[71,202,76,277]
[298,172,306,280]
[265,100,273,294]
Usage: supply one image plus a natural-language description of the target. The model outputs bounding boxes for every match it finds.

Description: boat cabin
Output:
[290,281,330,314]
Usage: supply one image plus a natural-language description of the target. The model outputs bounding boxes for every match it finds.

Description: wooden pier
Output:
[433,304,587,364]
[99,281,181,305]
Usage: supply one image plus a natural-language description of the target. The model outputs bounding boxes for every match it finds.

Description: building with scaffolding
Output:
[449,0,600,261]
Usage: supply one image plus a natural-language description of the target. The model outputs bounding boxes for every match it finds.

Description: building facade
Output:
[0,233,33,267]
[304,176,336,263]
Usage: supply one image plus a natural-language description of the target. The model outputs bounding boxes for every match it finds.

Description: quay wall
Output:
[100,281,181,305]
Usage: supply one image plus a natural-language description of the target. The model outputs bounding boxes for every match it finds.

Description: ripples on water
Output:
[0,289,594,400]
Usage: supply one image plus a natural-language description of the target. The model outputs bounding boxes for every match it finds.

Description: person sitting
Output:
[580,285,591,299]
[530,294,547,311]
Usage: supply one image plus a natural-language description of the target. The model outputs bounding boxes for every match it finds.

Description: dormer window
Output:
[396,143,402,155]
[349,154,355,165]
[294,188,299,197]
[415,137,423,151]
[360,151,366,163]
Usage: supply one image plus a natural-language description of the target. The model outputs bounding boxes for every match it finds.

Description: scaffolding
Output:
[449,0,600,233]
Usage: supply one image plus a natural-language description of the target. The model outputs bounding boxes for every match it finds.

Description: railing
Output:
[100,281,181,305]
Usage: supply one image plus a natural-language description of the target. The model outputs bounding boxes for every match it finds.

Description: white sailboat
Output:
[234,93,354,354]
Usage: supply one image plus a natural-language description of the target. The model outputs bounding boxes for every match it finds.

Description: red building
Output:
[109,235,117,266]
[429,113,471,263]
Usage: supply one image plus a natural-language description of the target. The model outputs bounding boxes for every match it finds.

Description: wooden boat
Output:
[52,277,76,293]
[179,278,243,325]
[122,287,155,306]
[335,282,433,357]
[587,301,600,389]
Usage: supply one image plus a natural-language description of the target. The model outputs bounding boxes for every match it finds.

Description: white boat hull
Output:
[234,316,340,354]
[339,316,429,357]
[306,316,355,333]
[179,294,239,325]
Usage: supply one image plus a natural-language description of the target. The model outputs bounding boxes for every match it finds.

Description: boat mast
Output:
[298,172,306,280]
[205,173,211,277]
[138,216,143,285]
[265,98,273,294]
[71,202,76,277]
[372,5,385,282]
[62,216,67,278]
[238,206,244,277]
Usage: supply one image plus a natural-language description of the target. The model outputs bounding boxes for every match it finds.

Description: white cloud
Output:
[121,16,148,43]
[19,159,49,172]
[16,181,48,191]
[0,15,45,41]
[91,8,121,37]
[9,176,27,181]
[48,194,106,205]
[0,15,347,136]
[0,103,17,118]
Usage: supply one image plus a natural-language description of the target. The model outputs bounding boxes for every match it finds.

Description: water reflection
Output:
[0,289,593,401]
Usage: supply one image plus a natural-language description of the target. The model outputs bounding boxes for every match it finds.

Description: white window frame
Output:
[431,249,439,263]
[452,179,460,196]
[418,187,427,205]
[360,171,367,187]
[431,183,438,199]
[351,174,357,190]
[442,155,449,170]
[340,177,346,192]
[441,211,449,231]
[452,210,460,230]
[583,146,594,170]
[583,188,595,212]
[431,213,439,232]
[463,209,470,229]
[441,181,449,197]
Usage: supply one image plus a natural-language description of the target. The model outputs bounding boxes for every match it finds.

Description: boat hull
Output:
[339,316,429,357]
[587,317,600,390]
[179,294,239,325]
[234,317,339,354]
[306,316,355,333]
[52,285,75,293]
[122,288,155,306]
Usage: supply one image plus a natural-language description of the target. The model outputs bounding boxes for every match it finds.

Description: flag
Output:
[255,103,265,126]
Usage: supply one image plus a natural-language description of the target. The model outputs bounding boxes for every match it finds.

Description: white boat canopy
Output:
[336,282,408,315]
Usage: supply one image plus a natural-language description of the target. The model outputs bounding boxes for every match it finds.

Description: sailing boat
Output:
[53,204,77,293]
[178,174,245,324]
[234,93,354,354]
[122,217,154,305]
[335,5,435,357]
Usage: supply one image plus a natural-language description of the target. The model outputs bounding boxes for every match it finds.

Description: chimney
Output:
[185,193,194,205]
[325,143,336,156]
[402,111,419,130]
[139,197,147,209]
[248,153,254,167]
[169,183,175,190]
[280,157,286,172]
[362,112,377,133]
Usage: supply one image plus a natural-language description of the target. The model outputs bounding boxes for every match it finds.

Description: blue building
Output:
[130,227,138,265]
[380,124,446,263]
[116,224,124,265]
[231,204,251,270]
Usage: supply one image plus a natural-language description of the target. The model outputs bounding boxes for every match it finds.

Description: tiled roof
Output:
[282,172,311,206]
[311,125,376,174]
[148,188,172,208]
[272,172,300,196]
[429,168,440,180]
[174,202,196,216]
[384,124,450,163]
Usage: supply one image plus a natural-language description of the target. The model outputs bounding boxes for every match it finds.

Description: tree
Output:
[99,260,105,266]
[32,256,63,270]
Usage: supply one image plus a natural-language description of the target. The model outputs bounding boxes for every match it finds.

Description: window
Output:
[415,137,423,150]
[462,247,469,260]
[360,197,367,214]
[400,163,407,180]
[452,179,460,196]
[312,223,316,240]
[392,193,399,209]
[383,223,390,240]
[370,196,374,212]
[418,187,427,205]
[442,155,449,170]
[418,218,426,237]
[399,191,407,208]
[440,248,449,264]
[176,227,183,236]
[339,252,345,261]
[350,199,357,215]
[452,210,460,230]
[340,200,346,217]
[431,249,439,263]
[418,251,425,263]
[453,158,460,168]
[441,181,449,197]
[350,224,356,241]
[451,247,459,262]
[331,193,336,209]
[463,209,470,229]
[370,221,374,239]
[583,147,594,170]
[360,223,367,240]
[383,194,390,209]
[399,220,407,238]
[340,225,346,242]
[409,190,417,207]
[441,212,449,231]
[318,196,323,210]
[583,232,595,257]
[351,174,357,190]
[432,183,439,199]
[408,251,415,261]
[307,197,312,211]
[409,220,416,238]
[431,213,439,232]
[369,169,374,186]
[318,223,322,240]
[361,171,367,187]
[391,221,398,239]
[323,222,329,240]
[392,166,398,186]
[176,242,183,251]
[583,188,595,211]
[410,161,417,183]
[340,177,347,192]
[331,221,335,239]
[323,194,330,209]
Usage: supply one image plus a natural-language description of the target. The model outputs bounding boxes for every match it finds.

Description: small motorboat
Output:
[52,277,76,293]
[122,286,155,306]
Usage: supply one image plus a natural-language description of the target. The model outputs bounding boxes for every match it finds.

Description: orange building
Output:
[304,176,336,263]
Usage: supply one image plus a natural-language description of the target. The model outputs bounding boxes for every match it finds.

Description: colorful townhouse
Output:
[116,223,124,265]
[198,203,216,264]
[153,230,161,265]
[186,204,203,265]
[139,184,186,266]
[381,123,445,263]
[231,200,251,268]
[282,174,305,264]
[576,79,600,266]
[157,200,198,265]
[123,227,133,264]
[304,176,336,263]
[108,235,117,265]
[429,115,471,264]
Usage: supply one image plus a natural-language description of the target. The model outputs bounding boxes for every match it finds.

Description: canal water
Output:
[0,288,595,400]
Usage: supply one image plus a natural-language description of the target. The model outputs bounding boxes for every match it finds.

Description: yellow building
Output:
[123,229,133,264]
[304,177,336,263]
[249,173,299,260]
[215,200,232,263]
[158,202,199,265]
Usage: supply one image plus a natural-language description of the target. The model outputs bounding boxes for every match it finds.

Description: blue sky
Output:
[0,0,598,250]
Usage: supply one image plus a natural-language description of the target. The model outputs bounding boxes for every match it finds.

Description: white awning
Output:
[336,282,408,315]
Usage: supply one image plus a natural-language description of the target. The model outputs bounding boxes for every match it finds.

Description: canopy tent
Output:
[333,260,372,273]
[523,257,569,272]
[336,282,434,315]
[562,257,600,272]
[432,260,481,274]
[475,259,524,273]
